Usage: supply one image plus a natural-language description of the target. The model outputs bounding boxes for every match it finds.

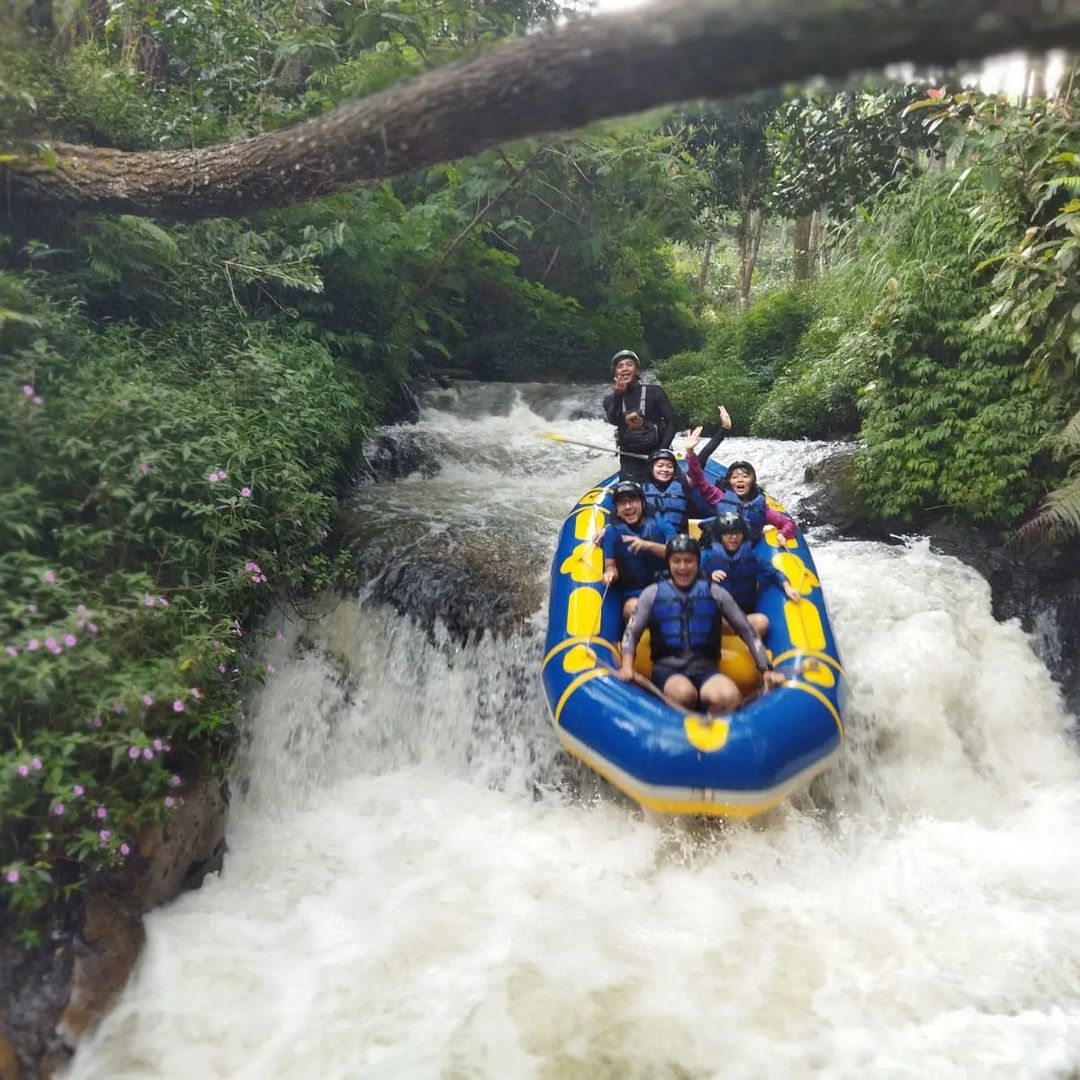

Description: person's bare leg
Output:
[699,673,742,715]
[659,673,698,710]
[749,613,769,638]
[622,596,638,622]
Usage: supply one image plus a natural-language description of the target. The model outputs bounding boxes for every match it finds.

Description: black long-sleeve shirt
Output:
[602,380,677,451]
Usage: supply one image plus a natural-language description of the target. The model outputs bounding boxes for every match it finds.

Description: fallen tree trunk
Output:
[7,0,1080,219]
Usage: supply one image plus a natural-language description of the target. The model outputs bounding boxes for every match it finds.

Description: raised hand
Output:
[685,425,703,454]
[711,569,728,583]
[717,405,732,431]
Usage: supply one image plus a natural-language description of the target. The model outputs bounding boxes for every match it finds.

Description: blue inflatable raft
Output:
[542,460,846,817]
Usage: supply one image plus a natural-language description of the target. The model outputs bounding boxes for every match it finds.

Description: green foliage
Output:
[753,316,872,439]
[851,176,1068,523]
[0,274,372,929]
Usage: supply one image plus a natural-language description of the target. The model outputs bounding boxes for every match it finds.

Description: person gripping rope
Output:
[618,535,785,714]
[602,349,676,482]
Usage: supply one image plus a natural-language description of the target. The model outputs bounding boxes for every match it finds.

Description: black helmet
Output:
[665,534,700,561]
[613,480,645,505]
[648,448,677,467]
[611,349,640,372]
[715,510,746,536]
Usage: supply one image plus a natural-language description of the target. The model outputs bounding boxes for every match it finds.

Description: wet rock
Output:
[0,775,228,1076]
[804,446,1080,712]
[355,430,442,483]
[366,535,543,642]
[55,894,145,1051]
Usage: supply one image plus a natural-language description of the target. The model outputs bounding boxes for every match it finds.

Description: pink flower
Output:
[120,843,131,856]
[128,746,140,760]
[5,646,17,658]
[170,774,181,787]
[53,804,65,816]
[172,699,184,713]
[138,463,152,474]
[47,642,62,656]
[98,830,111,846]
[16,764,29,778]
[112,701,124,715]
[190,687,202,700]
[164,796,176,809]
[73,784,85,796]
[27,639,40,652]
[142,747,154,760]
[42,570,56,584]
[240,487,252,498]
[89,716,102,729]
[218,664,226,674]
[63,634,77,648]
[32,395,43,406]
[157,597,169,607]
[275,630,284,642]
[44,637,58,651]
[76,604,90,616]
[153,738,164,751]
[142,694,154,706]
[87,622,99,635]
[208,469,227,483]
[244,562,261,573]
[4,869,18,884]
[267,665,276,675]
[31,758,42,771]
[21,384,33,396]
[95,806,108,819]
[144,594,155,607]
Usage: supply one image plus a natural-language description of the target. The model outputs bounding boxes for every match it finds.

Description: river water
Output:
[69,385,1080,1079]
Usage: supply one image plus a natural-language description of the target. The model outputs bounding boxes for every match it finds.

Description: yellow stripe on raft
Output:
[566,586,602,640]
[786,679,844,736]
[559,542,603,582]
[553,668,610,726]
[555,735,813,818]
[771,552,820,593]
[785,597,826,651]
[771,648,844,676]
[570,506,608,539]
[542,636,618,670]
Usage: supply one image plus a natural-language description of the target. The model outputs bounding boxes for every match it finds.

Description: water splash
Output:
[68,385,1080,1079]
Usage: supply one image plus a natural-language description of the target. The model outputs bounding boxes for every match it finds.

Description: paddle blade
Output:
[541,432,568,442]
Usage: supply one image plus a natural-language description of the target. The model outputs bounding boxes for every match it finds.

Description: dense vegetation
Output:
[1,0,1078,935]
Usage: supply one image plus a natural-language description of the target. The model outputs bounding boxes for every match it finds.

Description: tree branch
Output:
[8,0,1080,219]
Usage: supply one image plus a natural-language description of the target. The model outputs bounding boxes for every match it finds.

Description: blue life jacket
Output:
[649,577,721,662]
[642,477,689,532]
[701,540,761,612]
[610,519,667,590]
[718,488,767,540]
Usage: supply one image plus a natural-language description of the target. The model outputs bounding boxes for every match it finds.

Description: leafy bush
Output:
[0,280,372,937]
[739,285,819,386]
[663,355,765,431]
[753,320,872,438]
[852,179,1066,523]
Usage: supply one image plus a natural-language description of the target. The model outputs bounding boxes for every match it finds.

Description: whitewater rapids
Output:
[68,385,1080,1079]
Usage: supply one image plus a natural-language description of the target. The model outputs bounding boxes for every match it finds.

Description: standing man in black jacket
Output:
[602,349,677,481]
